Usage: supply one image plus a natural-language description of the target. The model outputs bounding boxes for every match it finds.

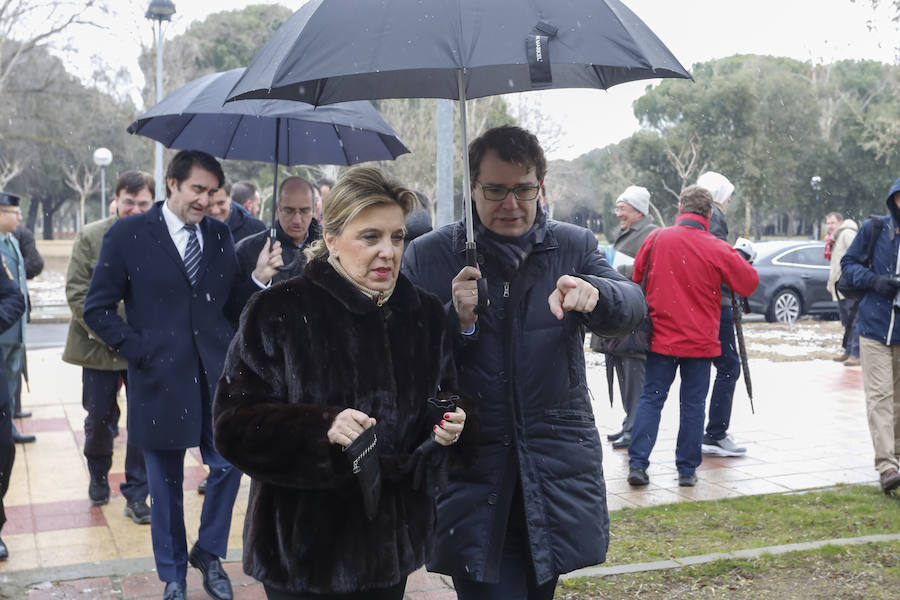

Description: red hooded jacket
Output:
[632,213,759,357]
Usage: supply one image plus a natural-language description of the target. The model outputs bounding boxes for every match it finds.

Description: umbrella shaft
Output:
[458,70,474,248]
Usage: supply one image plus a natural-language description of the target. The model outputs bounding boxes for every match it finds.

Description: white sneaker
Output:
[701,435,746,457]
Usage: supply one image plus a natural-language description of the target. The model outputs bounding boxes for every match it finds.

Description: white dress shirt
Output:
[162,200,268,289]
[162,200,203,258]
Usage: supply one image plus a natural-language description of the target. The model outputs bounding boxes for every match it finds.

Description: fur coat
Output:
[213,258,474,594]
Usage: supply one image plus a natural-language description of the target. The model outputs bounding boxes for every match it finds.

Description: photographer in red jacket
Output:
[627,185,759,488]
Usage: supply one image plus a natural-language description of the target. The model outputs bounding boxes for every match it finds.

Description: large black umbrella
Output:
[226,0,690,296]
[128,67,409,233]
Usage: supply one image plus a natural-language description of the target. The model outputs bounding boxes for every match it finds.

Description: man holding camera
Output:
[840,176,900,494]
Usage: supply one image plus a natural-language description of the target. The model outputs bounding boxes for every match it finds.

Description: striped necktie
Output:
[182,224,201,286]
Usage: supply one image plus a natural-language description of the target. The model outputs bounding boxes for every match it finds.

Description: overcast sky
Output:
[61,0,900,160]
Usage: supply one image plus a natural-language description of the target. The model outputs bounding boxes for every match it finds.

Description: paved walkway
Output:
[0,345,876,598]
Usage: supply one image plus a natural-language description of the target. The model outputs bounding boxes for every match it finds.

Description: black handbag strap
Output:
[640,230,661,293]
[862,214,885,268]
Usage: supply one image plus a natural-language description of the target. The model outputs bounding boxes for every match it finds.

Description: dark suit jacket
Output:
[83,201,255,450]
[226,201,266,244]
[234,219,321,288]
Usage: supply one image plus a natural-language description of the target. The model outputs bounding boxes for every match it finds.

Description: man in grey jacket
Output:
[593,186,657,449]
[825,212,860,366]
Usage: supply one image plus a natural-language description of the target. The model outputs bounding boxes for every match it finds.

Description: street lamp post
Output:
[92,147,113,225]
[145,0,176,202]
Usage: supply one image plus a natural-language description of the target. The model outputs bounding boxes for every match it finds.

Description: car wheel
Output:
[767,289,802,323]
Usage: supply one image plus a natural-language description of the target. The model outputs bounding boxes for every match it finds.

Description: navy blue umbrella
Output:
[128,67,409,234]
[225,0,691,296]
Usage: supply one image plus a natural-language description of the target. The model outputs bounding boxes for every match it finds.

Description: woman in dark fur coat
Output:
[213,167,470,600]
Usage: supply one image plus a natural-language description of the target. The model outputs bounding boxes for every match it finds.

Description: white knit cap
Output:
[616,185,650,216]
[696,171,735,207]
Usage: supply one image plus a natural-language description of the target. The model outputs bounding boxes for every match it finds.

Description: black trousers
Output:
[0,362,12,531]
[263,580,407,600]
[82,368,148,503]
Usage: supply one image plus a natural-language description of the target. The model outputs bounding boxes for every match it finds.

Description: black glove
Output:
[410,437,448,497]
[871,275,900,298]
[408,394,459,497]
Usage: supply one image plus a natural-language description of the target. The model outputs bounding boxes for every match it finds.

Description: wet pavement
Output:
[0,344,876,598]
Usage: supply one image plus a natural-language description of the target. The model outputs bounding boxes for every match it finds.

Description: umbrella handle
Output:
[466,246,489,313]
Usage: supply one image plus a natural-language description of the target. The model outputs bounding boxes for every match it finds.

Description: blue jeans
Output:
[838,298,860,358]
[628,352,712,475]
[705,306,741,443]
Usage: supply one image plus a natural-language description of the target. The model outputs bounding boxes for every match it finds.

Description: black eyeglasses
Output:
[278,206,313,218]
[475,181,542,202]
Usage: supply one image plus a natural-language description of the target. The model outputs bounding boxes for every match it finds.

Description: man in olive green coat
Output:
[62,171,153,523]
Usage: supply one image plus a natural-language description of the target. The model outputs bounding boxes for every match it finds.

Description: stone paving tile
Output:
[0,348,882,595]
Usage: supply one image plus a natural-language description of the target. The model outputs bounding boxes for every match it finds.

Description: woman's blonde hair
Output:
[304,167,417,262]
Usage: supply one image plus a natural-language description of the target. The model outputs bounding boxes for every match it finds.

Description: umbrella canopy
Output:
[225,0,690,294]
[128,67,410,166]
[226,0,691,105]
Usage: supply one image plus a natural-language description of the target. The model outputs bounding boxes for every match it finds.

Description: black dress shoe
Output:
[13,410,31,419]
[189,545,233,600]
[163,580,186,600]
[606,430,624,442]
[0,535,8,560]
[612,433,631,449]
[12,431,35,444]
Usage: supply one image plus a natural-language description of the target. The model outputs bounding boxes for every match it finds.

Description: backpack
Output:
[836,215,885,300]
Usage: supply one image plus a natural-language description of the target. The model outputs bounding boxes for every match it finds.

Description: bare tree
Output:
[504,94,564,155]
[661,134,706,202]
[0,154,25,189]
[0,0,104,95]
[63,163,98,229]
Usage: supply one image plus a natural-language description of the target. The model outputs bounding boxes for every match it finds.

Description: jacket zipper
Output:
[503,281,510,298]
[889,240,900,342]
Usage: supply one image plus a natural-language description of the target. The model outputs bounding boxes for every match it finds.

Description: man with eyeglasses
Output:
[235,176,321,287]
[402,125,645,600]
[0,192,31,445]
[207,181,266,245]
[63,170,154,519]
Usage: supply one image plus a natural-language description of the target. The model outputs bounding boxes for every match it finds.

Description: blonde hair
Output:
[305,167,417,262]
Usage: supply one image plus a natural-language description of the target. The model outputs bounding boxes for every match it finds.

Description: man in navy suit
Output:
[84,150,282,600]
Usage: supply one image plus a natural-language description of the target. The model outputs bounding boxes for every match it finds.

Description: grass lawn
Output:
[559,541,900,599]
[556,484,900,598]
[605,484,900,564]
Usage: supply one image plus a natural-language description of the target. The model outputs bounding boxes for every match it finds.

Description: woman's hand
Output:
[327,408,376,448]
[433,407,466,447]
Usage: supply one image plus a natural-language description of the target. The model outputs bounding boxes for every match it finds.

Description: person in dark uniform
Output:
[0,252,28,560]
[0,193,31,444]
